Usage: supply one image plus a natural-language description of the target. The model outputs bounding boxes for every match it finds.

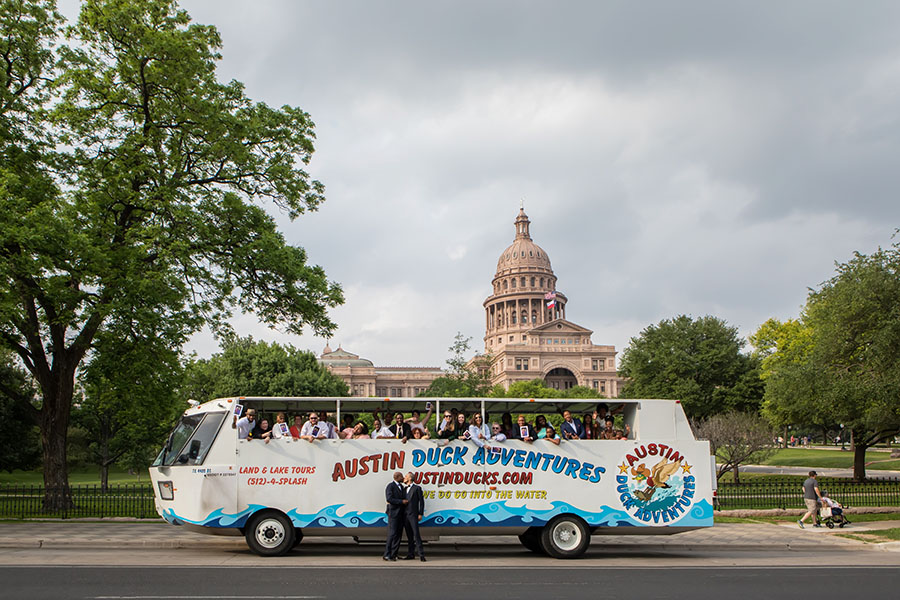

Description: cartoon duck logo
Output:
[616,443,695,524]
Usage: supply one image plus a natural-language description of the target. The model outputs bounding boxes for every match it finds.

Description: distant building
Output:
[319,208,621,398]
[318,345,441,398]
[476,209,621,396]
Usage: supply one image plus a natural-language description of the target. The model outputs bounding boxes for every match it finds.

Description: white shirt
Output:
[300,421,325,438]
[371,426,393,439]
[320,421,337,439]
[236,417,253,439]
[468,423,491,447]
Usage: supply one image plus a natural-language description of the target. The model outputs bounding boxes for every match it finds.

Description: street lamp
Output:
[840,424,845,451]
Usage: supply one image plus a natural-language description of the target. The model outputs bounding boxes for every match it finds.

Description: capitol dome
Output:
[495,209,553,277]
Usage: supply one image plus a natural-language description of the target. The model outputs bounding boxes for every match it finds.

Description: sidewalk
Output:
[0,520,893,552]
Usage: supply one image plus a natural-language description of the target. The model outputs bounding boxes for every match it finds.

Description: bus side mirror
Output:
[188,439,201,460]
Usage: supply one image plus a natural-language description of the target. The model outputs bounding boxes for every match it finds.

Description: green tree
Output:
[804,245,900,479]
[420,333,491,397]
[0,0,342,505]
[750,318,825,446]
[0,350,40,472]
[692,411,775,483]
[182,335,348,401]
[618,315,764,419]
[74,329,184,490]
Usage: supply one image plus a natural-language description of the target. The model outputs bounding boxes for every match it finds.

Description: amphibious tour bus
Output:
[149,396,714,558]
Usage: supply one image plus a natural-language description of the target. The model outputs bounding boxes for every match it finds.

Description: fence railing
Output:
[714,477,900,510]
[2,478,899,519]
[0,484,157,519]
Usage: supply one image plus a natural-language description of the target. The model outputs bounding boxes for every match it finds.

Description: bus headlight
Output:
[158,480,174,501]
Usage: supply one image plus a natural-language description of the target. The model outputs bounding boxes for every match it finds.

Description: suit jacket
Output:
[385,481,407,517]
[406,483,425,519]
[561,418,586,439]
[388,422,412,439]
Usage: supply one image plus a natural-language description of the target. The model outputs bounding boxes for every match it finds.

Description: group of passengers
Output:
[234,403,630,443]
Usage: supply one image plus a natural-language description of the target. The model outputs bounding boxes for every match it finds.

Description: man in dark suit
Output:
[383,471,408,561]
[401,472,426,561]
[388,412,412,442]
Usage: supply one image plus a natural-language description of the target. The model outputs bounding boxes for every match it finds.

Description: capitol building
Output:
[319,209,622,398]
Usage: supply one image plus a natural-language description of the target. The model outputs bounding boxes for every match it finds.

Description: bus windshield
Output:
[153,412,227,466]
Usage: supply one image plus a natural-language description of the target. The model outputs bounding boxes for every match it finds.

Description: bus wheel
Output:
[245,511,295,556]
[540,515,589,559]
[518,527,544,554]
[292,528,304,548]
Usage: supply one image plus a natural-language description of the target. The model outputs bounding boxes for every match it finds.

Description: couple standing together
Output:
[383,471,426,562]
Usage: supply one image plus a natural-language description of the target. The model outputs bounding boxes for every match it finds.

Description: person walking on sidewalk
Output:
[798,470,822,528]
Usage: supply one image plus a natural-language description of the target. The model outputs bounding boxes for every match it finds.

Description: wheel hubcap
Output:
[256,519,285,548]
[552,521,581,551]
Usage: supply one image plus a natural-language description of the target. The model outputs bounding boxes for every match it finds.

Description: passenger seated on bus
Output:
[542,425,561,445]
[233,408,257,440]
[534,415,549,439]
[582,413,599,440]
[488,422,507,445]
[599,419,617,440]
[411,427,430,440]
[389,412,413,442]
[339,418,356,440]
[299,413,328,443]
[467,414,491,446]
[348,422,369,439]
[513,415,535,443]
[437,410,452,434]
[499,412,515,438]
[290,415,304,439]
[253,418,271,440]
[371,418,393,439]
[265,413,290,443]
[340,414,356,437]
[405,405,433,435]
[438,413,463,442]
[318,411,338,439]
[560,410,586,440]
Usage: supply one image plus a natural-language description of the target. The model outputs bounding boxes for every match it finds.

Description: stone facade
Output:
[318,345,441,398]
[319,209,621,398]
[477,209,622,396]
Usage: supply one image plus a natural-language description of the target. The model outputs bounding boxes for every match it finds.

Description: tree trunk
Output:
[100,419,110,493]
[732,464,740,484]
[852,430,867,481]
[39,364,76,511]
[782,426,788,448]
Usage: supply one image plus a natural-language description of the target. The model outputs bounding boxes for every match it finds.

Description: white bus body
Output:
[149,397,713,558]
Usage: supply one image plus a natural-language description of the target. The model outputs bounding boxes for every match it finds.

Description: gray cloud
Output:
[57,1,900,365]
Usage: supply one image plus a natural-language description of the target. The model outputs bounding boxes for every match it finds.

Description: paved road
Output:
[2,565,898,600]
[740,464,900,478]
[1,521,898,568]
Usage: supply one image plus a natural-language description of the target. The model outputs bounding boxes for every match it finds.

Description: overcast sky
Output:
[61,1,900,367]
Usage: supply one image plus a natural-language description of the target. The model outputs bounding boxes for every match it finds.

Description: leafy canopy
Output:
[617,315,763,419]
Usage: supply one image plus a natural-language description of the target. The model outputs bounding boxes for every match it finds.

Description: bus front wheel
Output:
[245,510,295,556]
[540,515,589,559]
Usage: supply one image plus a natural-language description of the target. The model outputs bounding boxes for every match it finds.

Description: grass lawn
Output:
[852,528,900,541]
[757,448,892,469]
[715,512,900,524]
[0,467,150,486]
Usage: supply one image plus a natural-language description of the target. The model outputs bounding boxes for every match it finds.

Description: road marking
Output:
[94,597,324,599]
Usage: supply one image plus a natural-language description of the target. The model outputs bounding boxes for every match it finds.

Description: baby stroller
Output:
[817,493,850,529]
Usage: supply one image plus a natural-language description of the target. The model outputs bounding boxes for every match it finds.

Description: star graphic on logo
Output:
[618,462,629,474]
[681,462,692,474]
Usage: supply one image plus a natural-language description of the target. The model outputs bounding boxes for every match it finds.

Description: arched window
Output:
[532,310,537,323]
[511,312,517,324]
[512,279,517,288]
[503,280,508,290]
[530,277,535,287]
[521,310,527,324]
[520,277,526,286]
[540,277,545,288]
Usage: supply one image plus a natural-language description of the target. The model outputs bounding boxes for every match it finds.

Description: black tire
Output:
[291,528,304,548]
[518,527,544,554]
[244,510,295,556]
[826,521,834,529]
[540,515,590,559]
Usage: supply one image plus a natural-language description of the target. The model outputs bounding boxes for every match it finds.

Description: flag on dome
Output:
[544,291,556,300]
[546,299,556,308]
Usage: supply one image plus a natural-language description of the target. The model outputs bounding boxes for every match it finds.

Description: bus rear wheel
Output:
[245,510,295,556]
[540,515,589,559]
[518,527,544,554]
